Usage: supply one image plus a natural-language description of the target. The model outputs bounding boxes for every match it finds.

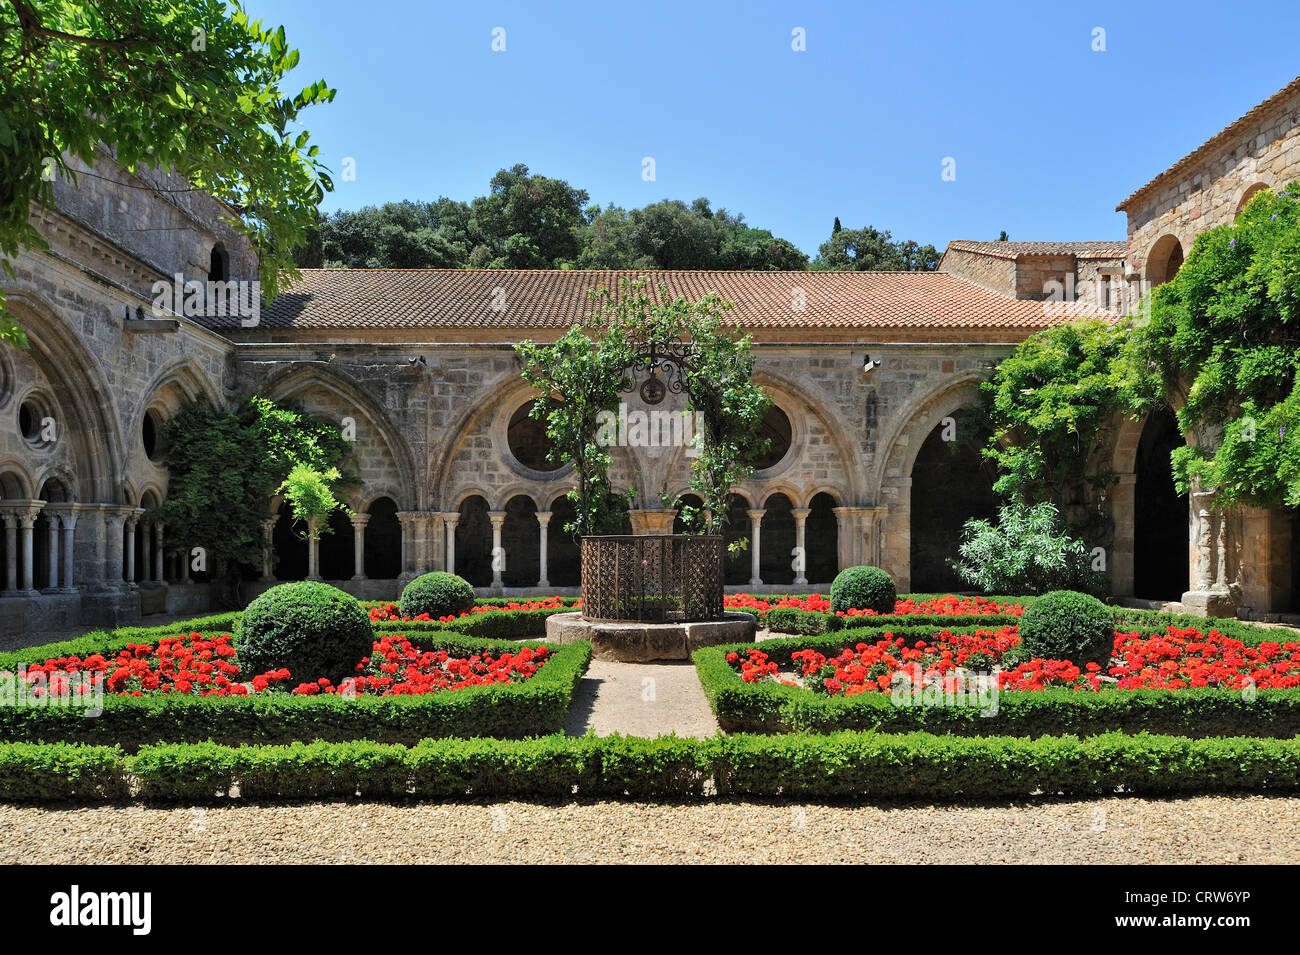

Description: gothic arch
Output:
[258,363,419,511]
[3,290,125,502]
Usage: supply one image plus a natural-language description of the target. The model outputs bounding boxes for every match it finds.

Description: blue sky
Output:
[254,0,1299,258]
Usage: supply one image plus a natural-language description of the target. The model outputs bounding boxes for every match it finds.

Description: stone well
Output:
[545,610,756,662]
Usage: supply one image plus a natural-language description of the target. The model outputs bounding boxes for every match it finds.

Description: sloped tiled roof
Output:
[1116,75,1300,211]
[944,240,1127,260]
[223,268,1101,334]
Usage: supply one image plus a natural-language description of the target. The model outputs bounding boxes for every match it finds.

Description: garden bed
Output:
[0,623,591,748]
[695,615,1300,737]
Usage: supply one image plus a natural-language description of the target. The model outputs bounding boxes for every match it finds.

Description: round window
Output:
[508,401,563,472]
[142,408,170,463]
[752,405,793,470]
[18,394,56,450]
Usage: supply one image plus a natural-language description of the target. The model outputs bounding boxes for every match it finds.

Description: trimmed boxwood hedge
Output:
[694,621,1300,737]
[0,633,592,749]
[3,731,1298,803]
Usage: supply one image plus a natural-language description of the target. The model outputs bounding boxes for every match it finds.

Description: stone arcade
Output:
[3,78,1300,637]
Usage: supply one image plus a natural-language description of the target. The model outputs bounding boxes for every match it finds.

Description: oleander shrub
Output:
[235,581,373,684]
[1009,589,1115,665]
[399,571,476,620]
[829,566,896,615]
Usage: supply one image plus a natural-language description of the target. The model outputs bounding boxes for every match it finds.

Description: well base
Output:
[544,611,756,662]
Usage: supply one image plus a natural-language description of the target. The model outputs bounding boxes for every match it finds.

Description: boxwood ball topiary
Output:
[236,581,374,684]
[399,571,476,620]
[829,565,897,615]
[1018,589,1115,665]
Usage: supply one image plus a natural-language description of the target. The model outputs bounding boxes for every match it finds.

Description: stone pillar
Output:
[350,513,370,581]
[259,518,277,582]
[874,479,910,590]
[1110,473,1136,597]
[1,511,18,595]
[536,511,551,589]
[43,512,59,592]
[124,514,138,584]
[395,511,423,580]
[102,509,126,588]
[443,512,459,574]
[488,510,506,589]
[58,509,78,592]
[305,516,323,581]
[19,504,43,595]
[1182,486,1238,617]
[747,508,765,587]
[792,507,810,586]
[152,523,164,583]
[142,521,154,583]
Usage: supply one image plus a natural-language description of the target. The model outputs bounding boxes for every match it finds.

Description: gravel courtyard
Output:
[3,795,1296,864]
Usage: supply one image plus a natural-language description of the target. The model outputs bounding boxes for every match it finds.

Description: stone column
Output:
[142,521,155,583]
[124,514,138,584]
[305,516,322,581]
[1182,485,1238,617]
[1,511,18,595]
[536,511,551,589]
[747,508,765,587]
[58,509,78,592]
[102,509,126,588]
[443,512,459,574]
[792,507,811,586]
[395,511,423,580]
[488,510,506,589]
[350,513,370,581]
[259,518,276,582]
[43,511,59,592]
[1110,473,1136,597]
[152,523,164,583]
[19,504,43,595]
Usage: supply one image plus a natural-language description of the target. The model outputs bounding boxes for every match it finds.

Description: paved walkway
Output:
[563,659,719,738]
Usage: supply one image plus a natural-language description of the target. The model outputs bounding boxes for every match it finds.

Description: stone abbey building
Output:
[3,77,1299,636]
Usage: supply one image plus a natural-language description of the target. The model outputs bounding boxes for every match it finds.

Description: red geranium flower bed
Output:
[367,597,568,623]
[727,626,1300,695]
[722,593,1024,617]
[23,632,551,698]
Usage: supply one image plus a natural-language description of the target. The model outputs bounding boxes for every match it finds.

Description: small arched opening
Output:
[455,495,493,587]
[363,497,402,580]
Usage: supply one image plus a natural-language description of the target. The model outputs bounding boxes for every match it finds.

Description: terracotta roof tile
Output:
[214,269,1107,334]
[1116,75,1300,211]
[944,240,1127,260]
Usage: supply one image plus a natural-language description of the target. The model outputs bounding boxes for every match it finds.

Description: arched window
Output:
[208,244,229,283]
[1146,235,1184,287]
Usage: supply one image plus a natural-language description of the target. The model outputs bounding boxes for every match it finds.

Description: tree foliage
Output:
[516,308,636,537]
[811,225,939,272]
[156,396,351,572]
[0,0,336,345]
[1119,184,1300,508]
[978,318,1127,517]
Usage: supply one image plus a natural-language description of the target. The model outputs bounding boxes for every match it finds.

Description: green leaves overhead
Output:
[0,0,336,345]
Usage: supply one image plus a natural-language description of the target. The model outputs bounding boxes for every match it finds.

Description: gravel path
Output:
[564,659,719,737]
[1,795,1296,864]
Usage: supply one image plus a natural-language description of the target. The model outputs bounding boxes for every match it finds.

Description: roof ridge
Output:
[1116,73,1300,211]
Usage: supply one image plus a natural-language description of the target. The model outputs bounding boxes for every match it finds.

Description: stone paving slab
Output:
[564,659,719,738]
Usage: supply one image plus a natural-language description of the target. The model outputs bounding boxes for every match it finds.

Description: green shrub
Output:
[952,502,1104,596]
[829,566,896,614]
[74,732,1300,804]
[233,581,374,684]
[1018,589,1115,665]
[399,571,476,619]
[764,607,843,635]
